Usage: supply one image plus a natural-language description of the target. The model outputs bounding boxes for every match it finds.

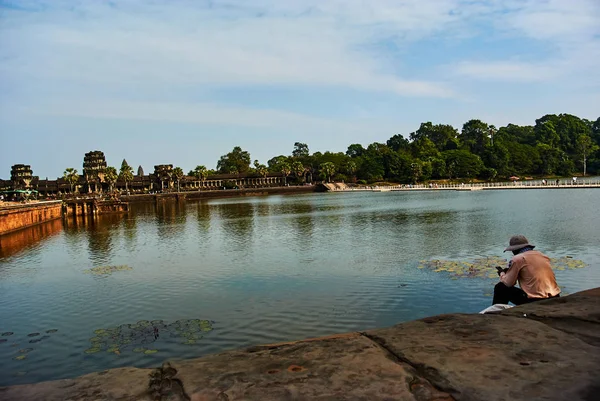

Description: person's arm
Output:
[500,259,520,287]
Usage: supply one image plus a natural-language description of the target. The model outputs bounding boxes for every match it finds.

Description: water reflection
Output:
[156,200,187,241]
[213,201,255,249]
[0,219,63,259]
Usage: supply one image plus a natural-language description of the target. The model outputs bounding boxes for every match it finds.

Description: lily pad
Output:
[27,333,40,337]
[2,332,14,336]
[84,265,133,276]
[46,329,58,334]
[0,339,7,344]
[133,347,146,353]
[84,347,101,354]
[143,349,158,355]
[13,355,27,361]
[18,348,34,353]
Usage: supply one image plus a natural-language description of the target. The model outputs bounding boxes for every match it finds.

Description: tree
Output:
[291,161,305,183]
[119,163,134,192]
[441,150,484,179]
[576,135,599,176]
[257,164,269,180]
[267,155,289,172]
[409,122,459,151]
[386,134,410,152]
[279,162,291,185]
[346,144,365,158]
[104,167,118,192]
[459,119,490,155]
[411,161,422,184]
[63,168,79,193]
[320,162,336,182]
[192,165,208,185]
[173,167,184,192]
[345,160,357,182]
[411,137,440,160]
[292,142,309,158]
[217,146,251,174]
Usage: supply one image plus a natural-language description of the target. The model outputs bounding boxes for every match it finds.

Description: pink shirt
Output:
[500,250,561,299]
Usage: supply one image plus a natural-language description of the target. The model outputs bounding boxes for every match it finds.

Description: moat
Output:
[0,189,599,386]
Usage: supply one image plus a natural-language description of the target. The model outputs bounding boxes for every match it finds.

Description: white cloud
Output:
[455,61,559,82]
[0,0,462,98]
[452,0,600,82]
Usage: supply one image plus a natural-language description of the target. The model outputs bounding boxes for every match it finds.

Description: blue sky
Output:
[1,0,599,178]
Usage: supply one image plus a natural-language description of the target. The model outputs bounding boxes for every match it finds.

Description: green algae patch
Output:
[419,255,588,280]
[418,256,508,279]
[84,265,132,276]
[86,319,214,356]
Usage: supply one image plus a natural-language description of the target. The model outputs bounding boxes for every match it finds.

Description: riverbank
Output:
[2,287,598,401]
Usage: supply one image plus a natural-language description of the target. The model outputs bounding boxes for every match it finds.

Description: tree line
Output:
[63,113,600,188]
[211,114,600,184]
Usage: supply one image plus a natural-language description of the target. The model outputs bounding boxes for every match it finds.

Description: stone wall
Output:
[0,201,63,235]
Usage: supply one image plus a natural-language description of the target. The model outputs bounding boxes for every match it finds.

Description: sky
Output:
[1,0,599,178]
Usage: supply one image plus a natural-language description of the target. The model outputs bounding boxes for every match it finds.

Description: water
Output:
[1,190,599,386]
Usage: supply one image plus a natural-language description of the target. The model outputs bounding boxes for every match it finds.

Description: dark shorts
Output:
[492,282,560,305]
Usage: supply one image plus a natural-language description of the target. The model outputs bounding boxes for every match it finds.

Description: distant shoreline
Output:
[120,185,319,203]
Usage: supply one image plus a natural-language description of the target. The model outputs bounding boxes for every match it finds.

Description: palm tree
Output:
[279,162,291,185]
[63,168,79,193]
[119,164,134,192]
[173,167,184,192]
[192,165,208,188]
[257,164,268,178]
[346,161,357,183]
[291,161,305,183]
[320,162,336,183]
[104,166,118,192]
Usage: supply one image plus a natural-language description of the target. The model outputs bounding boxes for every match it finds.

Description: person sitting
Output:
[493,235,561,305]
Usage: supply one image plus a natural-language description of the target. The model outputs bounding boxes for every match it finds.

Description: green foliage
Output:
[292,142,309,158]
[442,150,484,179]
[386,134,410,152]
[409,122,459,151]
[104,167,118,191]
[320,162,336,182]
[173,167,184,191]
[291,161,305,182]
[267,155,290,173]
[63,168,79,192]
[217,146,251,174]
[191,165,208,182]
[119,162,134,190]
[459,119,491,155]
[346,144,365,158]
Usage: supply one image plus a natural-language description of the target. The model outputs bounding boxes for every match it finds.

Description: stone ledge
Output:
[1,288,598,401]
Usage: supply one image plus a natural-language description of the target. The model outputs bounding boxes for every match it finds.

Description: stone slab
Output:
[366,291,600,401]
